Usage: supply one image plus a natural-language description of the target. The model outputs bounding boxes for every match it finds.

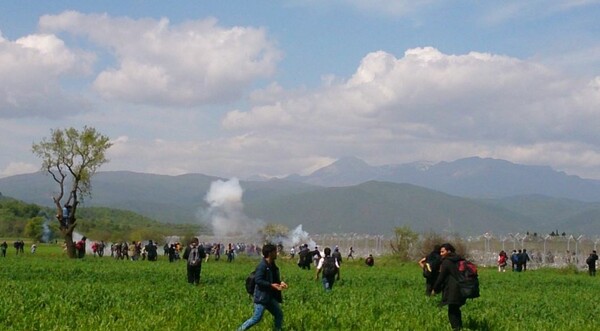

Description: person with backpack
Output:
[182,238,207,285]
[315,247,340,291]
[238,243,288,331]
[419,244,442,296]
[432,243,467,331]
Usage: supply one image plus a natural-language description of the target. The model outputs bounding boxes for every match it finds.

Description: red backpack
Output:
[457,259,480,299]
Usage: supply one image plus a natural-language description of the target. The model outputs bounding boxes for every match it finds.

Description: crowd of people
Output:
[9,233,600,331]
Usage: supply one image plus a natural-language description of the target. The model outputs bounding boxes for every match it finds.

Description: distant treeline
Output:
[0,195,205,243]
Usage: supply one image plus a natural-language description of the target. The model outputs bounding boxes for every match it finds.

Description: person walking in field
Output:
[145,240,158,261]
[315,247,340,291]
[521,249,530,271]
[347,246,355,260]
[586,250,598,276]
[298,244,311,270]
[182,238,206,285]
[1,241,7,257]
[497,250,508,272]
[419,244,442,296]
[76,237,87,258]
[238,244,288,331]
[332,247,342,265]
[432,243,467,331]
[510,250,518,271]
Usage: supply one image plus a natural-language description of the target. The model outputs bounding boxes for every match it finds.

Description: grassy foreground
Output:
[1,243,599,330]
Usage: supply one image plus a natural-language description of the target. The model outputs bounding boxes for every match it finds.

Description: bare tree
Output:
[32,126,112,258]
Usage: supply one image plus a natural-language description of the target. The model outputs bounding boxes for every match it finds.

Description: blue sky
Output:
[1,1,600,180]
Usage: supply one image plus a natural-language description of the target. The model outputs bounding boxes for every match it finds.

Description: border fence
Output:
[194,232,599,270]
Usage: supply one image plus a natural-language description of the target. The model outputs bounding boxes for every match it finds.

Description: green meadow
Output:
[1,243,599,330]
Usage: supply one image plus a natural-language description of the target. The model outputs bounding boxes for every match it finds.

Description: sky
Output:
[1,1,600,180]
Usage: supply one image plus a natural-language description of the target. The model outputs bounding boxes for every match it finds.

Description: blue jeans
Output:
[322,276,335,291]
[239,299,283,331]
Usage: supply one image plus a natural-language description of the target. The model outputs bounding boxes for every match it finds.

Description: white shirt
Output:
[317,256,340,269]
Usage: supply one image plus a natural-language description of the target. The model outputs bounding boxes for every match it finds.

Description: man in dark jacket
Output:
[145,240,158,261]
[432,243,466,331]
[238,244,288,331]
[182,238,206,285]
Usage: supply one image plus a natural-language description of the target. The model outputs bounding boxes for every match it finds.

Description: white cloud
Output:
[219,47,600,178]
[39,11,282,106]
[0,31,94,118]
[0,161,38,177]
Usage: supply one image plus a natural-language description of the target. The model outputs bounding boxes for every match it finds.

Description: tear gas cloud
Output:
[202,178,265,238]
[200,178,316,247]
[275,224,316,250]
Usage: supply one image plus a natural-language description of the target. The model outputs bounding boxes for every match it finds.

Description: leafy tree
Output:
[23,217,43,242]
[32,126,112,258]
[390,225,419,261]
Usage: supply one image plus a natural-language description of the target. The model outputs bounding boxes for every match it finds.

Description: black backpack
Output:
[457,259,480,299]
[245,271,256,296]
[188,247,200,267]
[322,256,338,277]
[422,254,441,279]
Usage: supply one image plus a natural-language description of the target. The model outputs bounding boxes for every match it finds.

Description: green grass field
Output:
[1,243,599,330]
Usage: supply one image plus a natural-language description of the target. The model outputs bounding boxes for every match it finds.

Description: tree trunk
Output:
[63,228,77,258]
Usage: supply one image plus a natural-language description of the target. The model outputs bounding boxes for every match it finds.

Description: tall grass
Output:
[0,243,598,330]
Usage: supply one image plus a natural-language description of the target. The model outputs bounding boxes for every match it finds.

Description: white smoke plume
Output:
[41,218,52,243]
[277,224,316,249]
[202,178,264,238]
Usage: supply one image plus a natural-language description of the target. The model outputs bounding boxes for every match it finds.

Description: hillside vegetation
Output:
[2,171,600,235]
[0,195,203,242]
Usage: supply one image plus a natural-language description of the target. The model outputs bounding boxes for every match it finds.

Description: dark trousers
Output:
[425,281,435,296]
[448,304,462,330]
[187,265,202,285]
[589,266,596,276]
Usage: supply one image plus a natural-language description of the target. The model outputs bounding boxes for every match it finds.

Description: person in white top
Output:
[315,247,340,291]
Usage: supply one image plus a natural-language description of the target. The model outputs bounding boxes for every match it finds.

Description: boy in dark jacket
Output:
[432,243,466,331]
[238,244,288,331]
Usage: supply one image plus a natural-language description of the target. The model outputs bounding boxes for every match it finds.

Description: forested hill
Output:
[0,195,202,242]
[2,172,600,235]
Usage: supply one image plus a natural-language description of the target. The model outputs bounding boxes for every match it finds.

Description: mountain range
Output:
[0,157,599,235]
[285,156,600,201]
